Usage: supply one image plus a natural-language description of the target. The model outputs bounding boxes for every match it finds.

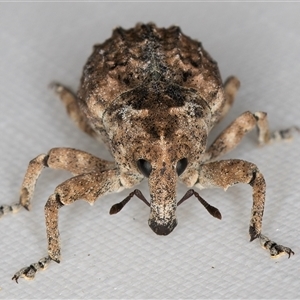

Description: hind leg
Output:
[218,76,241,122]
[50,82,97,138]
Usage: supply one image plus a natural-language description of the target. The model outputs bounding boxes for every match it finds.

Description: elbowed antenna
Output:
[110,188,221,220]
[177,189,222,220]
[109,189,150,214]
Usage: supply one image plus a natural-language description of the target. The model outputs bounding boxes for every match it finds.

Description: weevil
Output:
[1,23,297,282]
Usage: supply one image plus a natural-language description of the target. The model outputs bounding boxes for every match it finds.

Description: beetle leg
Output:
[49,82,97,138]
[0,148,114,216]
[12,169,122,282]
[206,110,299,161]
[12,256,51,283]
[194,159,294,257]
[218,76,241,122]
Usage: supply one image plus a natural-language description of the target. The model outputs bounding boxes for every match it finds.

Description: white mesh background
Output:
[1,3,300,299]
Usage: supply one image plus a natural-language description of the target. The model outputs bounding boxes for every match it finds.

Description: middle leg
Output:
[1,148,115,217]
[206,111,299,162]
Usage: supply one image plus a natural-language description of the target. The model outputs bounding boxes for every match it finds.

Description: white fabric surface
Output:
[1,3,300,299]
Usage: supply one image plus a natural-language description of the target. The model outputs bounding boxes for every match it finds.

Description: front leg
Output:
[193,159,294,257]
[12,169,122,282]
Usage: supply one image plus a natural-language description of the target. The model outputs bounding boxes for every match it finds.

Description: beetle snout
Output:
[148,218,177,235]
[147,156,179,236]
[148,201,178,235]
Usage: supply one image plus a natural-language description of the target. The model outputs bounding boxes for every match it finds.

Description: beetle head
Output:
[134,140,190,235]
[103,88,211,235]
[130,104,210,235]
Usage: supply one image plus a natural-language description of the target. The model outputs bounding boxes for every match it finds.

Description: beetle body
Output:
[78,23,223,234]
[1,23,295,283]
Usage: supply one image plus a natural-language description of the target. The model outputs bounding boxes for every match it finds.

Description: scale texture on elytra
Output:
[1,23,296,283]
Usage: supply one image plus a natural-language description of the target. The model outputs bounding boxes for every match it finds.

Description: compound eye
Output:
[176,158,188,176]
[137,159,152,177]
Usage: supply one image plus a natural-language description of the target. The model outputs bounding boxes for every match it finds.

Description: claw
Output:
[270,126,300,142]
[259,234,294,258]
[48,81,62,93]
[0,203,22,218]
[12,256,52,283]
